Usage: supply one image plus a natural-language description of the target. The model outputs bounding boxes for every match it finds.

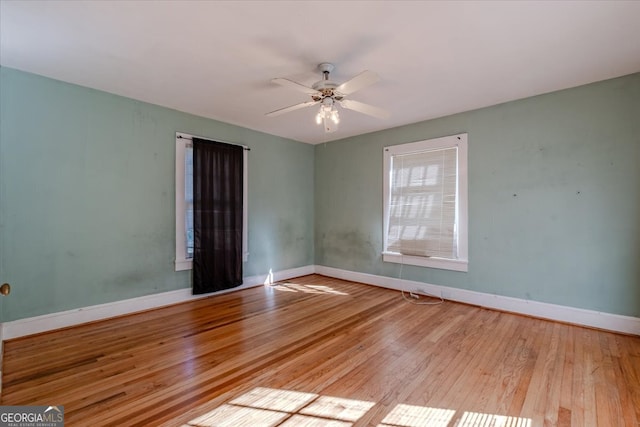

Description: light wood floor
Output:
[2,274,639,426]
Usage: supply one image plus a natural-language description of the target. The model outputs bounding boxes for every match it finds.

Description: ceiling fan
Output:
[266,63,389,133]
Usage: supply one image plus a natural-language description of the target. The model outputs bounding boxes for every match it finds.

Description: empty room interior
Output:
[0,1,639,426]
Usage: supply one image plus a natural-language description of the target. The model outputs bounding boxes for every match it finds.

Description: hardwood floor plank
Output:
[458,313,521,415]
[557,326,575,427]
[2,274,638,427]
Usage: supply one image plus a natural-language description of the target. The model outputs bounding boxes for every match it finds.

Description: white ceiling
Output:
[2,1,639,144]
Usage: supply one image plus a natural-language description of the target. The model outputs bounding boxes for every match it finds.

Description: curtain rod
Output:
[176,134,250,151]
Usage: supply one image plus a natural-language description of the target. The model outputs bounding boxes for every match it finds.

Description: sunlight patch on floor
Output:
[279,414,352,427]
[185,404,288,427]
[379,403,455,427]
[182,387,532,427]
[230,387,317,413]
[455,411,532,427]
[269,282,350,295]
[300,395,376,422]
[183,387,373,427]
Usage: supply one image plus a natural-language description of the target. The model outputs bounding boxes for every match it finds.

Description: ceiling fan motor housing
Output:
[312,80,338,92]
[312,63,342,99]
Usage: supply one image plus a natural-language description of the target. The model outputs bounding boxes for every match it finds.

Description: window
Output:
[383,133,468,272]
[175,132,248,271]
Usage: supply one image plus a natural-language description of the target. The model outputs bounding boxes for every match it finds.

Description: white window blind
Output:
[387,147,458,258]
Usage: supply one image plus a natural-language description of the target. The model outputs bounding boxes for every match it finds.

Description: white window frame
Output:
[382,133,468,272]
[175,132,248,271]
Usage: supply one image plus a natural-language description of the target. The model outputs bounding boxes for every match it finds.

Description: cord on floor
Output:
[401,289,444,305]
[397,258,444,305]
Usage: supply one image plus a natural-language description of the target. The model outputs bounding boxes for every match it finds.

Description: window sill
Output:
[175,259,193,271]
[382,252,468,272]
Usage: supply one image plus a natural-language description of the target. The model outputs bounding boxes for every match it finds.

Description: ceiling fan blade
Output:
[266,100,318,117]
[336,70,380,95]
[271,78,319,95]
[339,99,390,119]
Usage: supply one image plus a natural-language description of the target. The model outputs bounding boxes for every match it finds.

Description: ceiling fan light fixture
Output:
[316,103,339,131]
[331,109,340,124]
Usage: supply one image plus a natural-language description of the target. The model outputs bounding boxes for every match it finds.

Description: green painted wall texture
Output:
[0,67,314,322]
[1,67,638,322]
[315,73,640,317]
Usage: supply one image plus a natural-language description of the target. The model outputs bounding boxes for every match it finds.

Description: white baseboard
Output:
[2,263,637,342]
[314,265,640,336]
[0,265,315,341]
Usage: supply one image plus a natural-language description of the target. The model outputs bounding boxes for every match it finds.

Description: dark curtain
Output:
[192,138,243,294]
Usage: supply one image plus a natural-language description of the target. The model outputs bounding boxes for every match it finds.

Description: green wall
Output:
[0,67,314,322]
[1,67,638,323]
[315,73,640,317]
